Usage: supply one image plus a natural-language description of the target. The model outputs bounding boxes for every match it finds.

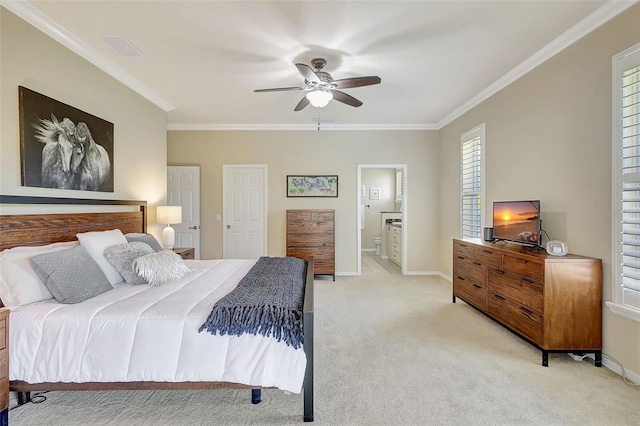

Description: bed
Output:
[0,195,314,422]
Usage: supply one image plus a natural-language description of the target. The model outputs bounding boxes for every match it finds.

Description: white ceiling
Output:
[4,1,635,130]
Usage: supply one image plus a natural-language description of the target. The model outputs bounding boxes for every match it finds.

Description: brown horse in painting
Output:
[33,115,77,189]
[72,122,111,191]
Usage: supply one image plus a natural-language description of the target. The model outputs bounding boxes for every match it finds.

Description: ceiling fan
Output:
[254,58,381,111]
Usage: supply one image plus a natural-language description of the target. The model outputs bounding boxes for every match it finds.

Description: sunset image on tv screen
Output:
[493,201,540,243]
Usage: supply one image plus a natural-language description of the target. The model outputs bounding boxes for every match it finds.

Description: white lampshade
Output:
[157,206,182,250]
[156,206,182,225]
[306,90,333,108]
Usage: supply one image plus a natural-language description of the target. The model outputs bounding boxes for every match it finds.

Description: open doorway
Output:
[357,164,407,275]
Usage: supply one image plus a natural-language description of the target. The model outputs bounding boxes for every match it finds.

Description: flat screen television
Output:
[492,200,541,246]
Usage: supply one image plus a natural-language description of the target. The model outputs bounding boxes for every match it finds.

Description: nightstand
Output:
[0,308,8,426]
[173,247,195,260]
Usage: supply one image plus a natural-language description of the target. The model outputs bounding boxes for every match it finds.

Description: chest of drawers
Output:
[287,209,335,280]
[453,239,602,366]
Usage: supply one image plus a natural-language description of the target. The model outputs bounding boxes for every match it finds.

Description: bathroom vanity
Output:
[383,220,402,266]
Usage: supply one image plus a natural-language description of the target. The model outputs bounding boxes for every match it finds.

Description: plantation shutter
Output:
[617,56,640,310]
[395,169,403,202]
[461,136,482,239]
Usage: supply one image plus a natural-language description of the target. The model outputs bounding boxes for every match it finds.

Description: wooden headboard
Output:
[0,195,147,251]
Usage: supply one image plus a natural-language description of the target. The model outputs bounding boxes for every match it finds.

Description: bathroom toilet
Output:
[373,236,382,256]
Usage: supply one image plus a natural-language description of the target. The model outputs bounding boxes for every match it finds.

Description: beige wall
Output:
[439,5,640,375]
[167,130,439,274]
[0,9,168,235]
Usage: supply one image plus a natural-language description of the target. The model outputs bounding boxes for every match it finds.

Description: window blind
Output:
[461,136,482,238]
[619,62,640,309]
[395,169,403,202]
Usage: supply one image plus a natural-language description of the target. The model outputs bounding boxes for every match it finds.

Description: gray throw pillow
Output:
[125,233,163,252]
[31,246,112,304]
[104,242,155,285]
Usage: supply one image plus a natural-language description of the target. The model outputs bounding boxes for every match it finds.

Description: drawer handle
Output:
[483,249,493,254]
[473,261,482,266]
[457,276,466,281]
[520,277,533,284]
[494,269,504,275]
[472,284,482,289]
[493,294,505,301]
[516,258,527,264]
[457,256,465,260]
[519,307,534,318]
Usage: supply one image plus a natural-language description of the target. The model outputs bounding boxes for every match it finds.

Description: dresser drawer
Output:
[453,240,475,258]
[287,210,334,222]
[473,247,502,268]
[287,234,333,248]
[488,268,543,313]
[0,319,5,351]
[503,254,544,281]
[453,255,487,285]
[287,247,334,261]
[287,220,334,234]
[454,274,487,310]
[488,291,543,345]
[0,381,7,412]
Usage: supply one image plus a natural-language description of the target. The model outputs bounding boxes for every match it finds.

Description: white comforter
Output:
[9,259,307,393]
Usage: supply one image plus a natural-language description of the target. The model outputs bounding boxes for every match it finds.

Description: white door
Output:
[223,165,267,259]
[167,166,201,259]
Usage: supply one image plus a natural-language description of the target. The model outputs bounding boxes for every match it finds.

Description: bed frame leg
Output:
[17,392,31,405]
[251,389,261,404]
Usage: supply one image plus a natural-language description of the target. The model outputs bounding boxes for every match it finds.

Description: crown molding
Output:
[1,0,175,112]
[166,123,438,131]
[436,0,638,129]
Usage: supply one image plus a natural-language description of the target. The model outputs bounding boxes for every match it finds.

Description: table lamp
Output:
[156,206,182,249]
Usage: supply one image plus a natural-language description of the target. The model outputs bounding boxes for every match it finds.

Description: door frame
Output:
[357,164,407,275]
[222,164,268,259]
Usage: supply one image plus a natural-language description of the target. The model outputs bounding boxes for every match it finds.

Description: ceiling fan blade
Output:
[332,90,363,108]
[332,76,381,89]
[295,63,321,83]
[294,96,310,111]
[254,86,305,93]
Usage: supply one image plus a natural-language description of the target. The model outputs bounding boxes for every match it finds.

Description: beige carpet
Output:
[9,254,640,425]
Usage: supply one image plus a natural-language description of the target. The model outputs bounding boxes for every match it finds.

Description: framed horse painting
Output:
[18,86,114,192]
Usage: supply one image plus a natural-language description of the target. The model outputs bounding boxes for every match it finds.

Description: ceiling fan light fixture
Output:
[306,90,333,108]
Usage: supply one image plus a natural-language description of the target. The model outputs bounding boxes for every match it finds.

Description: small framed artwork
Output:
[359,185,365,197]
[19,86,114,192]
[370,187,380,200]
[287,175,338,197]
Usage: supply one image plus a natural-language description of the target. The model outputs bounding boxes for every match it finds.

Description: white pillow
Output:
[0,241,79,308]
[132,250,191,286]
[76,229,128,285]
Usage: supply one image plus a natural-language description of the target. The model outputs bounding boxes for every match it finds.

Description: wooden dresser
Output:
[287,209,335,280]
[0,308,8,425]
[453,239,602,366]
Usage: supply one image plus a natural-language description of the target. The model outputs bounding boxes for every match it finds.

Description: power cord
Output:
[602,354,640,386]
[540,228,551,245]
[569,352,639,386]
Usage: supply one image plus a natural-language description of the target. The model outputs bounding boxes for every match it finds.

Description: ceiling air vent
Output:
[101,36,143,57]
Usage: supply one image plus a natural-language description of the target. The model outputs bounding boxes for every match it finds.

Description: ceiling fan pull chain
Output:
[317,110,320,131]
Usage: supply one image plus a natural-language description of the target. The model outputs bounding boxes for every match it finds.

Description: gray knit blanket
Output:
[199,256,307,349]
